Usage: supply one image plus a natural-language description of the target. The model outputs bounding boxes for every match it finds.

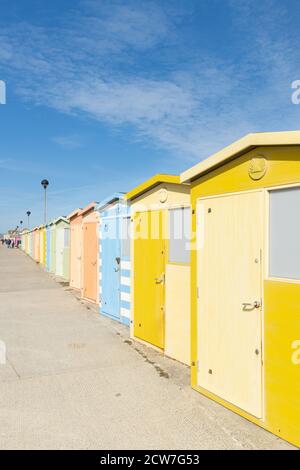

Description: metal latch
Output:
[155,273,165,284]
[242,300,261,310]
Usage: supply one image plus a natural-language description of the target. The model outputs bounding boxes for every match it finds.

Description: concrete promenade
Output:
[0,246,294,449]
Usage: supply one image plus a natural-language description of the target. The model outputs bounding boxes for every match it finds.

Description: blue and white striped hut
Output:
[97,193,131,326]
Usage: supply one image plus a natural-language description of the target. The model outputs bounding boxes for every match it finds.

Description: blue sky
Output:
[0,0,300,232]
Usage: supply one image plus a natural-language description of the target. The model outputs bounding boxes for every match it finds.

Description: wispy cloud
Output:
[52,135,83,149]
[0,158,40,173]
[0,0,299,163]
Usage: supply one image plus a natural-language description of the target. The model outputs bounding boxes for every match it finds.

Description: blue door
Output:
[101,208,121,320]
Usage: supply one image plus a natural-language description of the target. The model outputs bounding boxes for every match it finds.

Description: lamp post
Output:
[41,179,49,225]
[26,211,31,229]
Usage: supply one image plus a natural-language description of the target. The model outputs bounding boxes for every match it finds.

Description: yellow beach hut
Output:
[25,231,29,254]
[21,230,28,252]
[126,174,191,365]
[28,230,33,257]
[33,227,40,262]
[39,225,46,266]
[180,131,300,448]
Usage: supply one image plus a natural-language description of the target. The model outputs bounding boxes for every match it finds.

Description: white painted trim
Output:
[121,292,131,302]
[121,307,130,318]
[196,188,263,202]
[121,261,131,270]
[264,181,300,191]
[121,276,130,286]
[100,214,130,221]
[267,276,300,284]
[266,182,300,283]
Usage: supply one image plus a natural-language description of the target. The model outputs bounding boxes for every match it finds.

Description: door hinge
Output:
[197,287,200,299]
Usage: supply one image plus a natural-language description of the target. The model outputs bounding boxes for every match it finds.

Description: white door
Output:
[197,191,263,418]
[56,228,64,277]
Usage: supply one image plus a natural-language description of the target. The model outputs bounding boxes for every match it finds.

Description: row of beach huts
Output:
[20,132,300,448]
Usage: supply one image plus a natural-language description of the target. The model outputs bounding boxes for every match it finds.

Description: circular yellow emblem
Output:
[249,157,268,180]
[158,188,168,203]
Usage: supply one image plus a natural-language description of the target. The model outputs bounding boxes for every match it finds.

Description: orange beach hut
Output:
[68,208,83,291]
[81,202,99,304]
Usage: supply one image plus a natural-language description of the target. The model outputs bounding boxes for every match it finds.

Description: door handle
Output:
[114,257,121,272]
[155,274,165,284]
[242,301,261,310]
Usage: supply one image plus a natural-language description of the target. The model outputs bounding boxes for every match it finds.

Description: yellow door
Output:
[197,191,263,418]
[134,210,165,349]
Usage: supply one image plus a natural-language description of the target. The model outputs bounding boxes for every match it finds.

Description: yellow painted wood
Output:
[43,228,46,265]
[129,182,190,209]
[127,175,190,363]
[165,264,191,365]
[39,227,46,266]
[264,281,300,445]
[181,131,300,183]
[189,144,300,448]
[126,174,180,201]
[191,146,300,198]
[133,210,165,349]
[25,233,29,254]
[197,192,263,417]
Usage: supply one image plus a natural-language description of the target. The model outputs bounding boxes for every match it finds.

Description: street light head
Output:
[41,179,49,189]
[26,211,31,217]
[41,180,49,224]
[20,220,23,225]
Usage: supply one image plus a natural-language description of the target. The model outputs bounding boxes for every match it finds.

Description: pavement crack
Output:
[5,355,21,380]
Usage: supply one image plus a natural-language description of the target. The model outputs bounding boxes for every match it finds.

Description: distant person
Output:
[11,240,15,249]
